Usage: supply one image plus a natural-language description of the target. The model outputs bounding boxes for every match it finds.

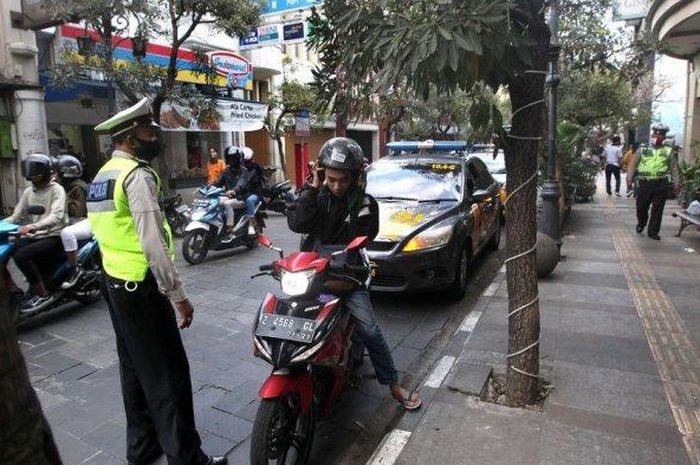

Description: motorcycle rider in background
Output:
[211,146,249,239]
[3,154,69,309]
[54,155,92,289]
[287,137,422,410]
[242,146,263,233]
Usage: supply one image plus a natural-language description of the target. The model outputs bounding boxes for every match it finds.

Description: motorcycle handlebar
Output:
[259,263,274,272]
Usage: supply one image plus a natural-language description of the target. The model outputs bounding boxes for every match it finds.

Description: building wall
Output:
[684,61,700,163]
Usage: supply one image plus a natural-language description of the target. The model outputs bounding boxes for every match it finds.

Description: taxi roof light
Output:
[386,140,468,153]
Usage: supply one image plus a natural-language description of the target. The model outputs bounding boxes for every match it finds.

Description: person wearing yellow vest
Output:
[627,124,679,240]
[87,98,226,465]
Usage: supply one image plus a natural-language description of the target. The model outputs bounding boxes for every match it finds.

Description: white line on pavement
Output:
[482,281,500,297]
[458,311,483,333]
[367,429,412,465]
[424,355,456,388]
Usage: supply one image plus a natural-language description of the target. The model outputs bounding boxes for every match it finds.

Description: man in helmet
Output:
[627,123,679,240]
[3,154,69,309]
[54,155,92,289]
[241,146,263,231]
[211,145,249,238]
[87,98,226,465]
[287,137,422,410]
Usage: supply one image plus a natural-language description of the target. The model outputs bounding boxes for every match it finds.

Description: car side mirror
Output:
[472,189,490,202]
[345,236,369,252]
[27,205,46,215]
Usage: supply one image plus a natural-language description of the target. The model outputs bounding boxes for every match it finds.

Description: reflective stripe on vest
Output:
[87,156,174,281]
[637,146,671,180]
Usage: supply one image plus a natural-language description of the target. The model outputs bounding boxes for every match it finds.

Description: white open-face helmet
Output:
[242,146,254,161]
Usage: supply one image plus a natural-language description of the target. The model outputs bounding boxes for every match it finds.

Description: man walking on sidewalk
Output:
[604,135,623,196]
[627,124,679,240]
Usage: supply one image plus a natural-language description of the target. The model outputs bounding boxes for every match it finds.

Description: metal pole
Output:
[540,0,562,247]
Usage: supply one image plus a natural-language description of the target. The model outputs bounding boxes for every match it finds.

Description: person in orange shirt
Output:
[206,147,225,184]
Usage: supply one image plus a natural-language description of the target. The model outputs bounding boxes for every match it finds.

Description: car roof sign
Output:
[386,140,468,153]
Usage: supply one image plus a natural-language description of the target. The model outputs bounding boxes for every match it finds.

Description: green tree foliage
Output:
[313,0,551,406]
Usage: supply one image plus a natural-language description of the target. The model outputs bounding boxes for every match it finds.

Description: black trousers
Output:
[103,273,207,465]
[12,236,63,285]
[605,164,621,195]
[636,179,668,237]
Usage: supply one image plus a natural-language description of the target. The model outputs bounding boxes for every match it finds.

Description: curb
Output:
[365,268,506,465]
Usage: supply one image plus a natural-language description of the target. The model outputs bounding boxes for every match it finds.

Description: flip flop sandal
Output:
[395,389,422,411]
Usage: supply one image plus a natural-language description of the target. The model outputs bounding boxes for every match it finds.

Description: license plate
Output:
[256,314,317,343]
[369,261,378,278]
[175,204,189,213]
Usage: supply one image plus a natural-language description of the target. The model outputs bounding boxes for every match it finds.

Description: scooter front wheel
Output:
[182,230,209,265]
[250,395,315,465]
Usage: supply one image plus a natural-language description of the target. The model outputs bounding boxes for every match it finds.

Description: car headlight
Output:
[402,220,455,252]
[280,270,315,296]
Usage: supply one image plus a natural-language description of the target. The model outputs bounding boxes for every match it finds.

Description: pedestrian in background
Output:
[627,124,679,240]
[206,147,225,184]
[87,98,226,465]
[604,136,623,197]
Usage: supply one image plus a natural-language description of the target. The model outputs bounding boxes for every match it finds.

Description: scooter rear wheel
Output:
[250,395,315,465]
[182,230,208,265]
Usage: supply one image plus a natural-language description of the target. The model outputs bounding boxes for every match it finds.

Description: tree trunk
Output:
[504,26,549,407]
[0,264,63,464]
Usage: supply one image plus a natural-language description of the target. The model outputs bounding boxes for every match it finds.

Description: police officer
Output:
[87,98,226,465]
[627,124,679,240]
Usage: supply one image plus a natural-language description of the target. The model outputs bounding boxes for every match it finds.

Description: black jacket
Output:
[214,166,248,192]
[287,185,379,250]
[243,162,264,197]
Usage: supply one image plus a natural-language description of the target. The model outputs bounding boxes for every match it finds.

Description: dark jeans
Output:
[636,179,668,237]
[605,164,621,195]
[104,273,207,465]
[12,236,63,286]
[345,289,398,385]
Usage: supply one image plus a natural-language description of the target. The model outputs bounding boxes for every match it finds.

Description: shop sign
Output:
[160,99,268,133]
[612,0,650,21]
[240,24,282,50]
[295,111,310,137]
[263,0,321,16]
[208,51,253,89]
[283,22,306,44]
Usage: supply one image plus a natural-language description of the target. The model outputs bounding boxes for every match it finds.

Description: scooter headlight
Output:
[280,270,315,296]
[191,210,205,221]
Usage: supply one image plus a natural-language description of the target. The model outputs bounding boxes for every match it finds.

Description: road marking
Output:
[482,281,500,297]
[424,355,456,388]
[604,199,700,465]
[458,311,483,333]
[367,429,412,465]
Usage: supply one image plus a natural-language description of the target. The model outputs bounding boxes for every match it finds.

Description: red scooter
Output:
[249,234,370,465]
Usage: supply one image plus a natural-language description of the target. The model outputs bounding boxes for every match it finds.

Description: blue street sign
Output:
[263,0,321,16]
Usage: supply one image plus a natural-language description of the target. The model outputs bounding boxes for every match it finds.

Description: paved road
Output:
[17,214,502,464]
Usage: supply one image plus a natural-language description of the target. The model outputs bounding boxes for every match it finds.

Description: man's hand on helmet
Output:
[312,161,324,189]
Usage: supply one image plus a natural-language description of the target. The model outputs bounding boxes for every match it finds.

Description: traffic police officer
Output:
[87,98,226,465]
[627,123,679,240]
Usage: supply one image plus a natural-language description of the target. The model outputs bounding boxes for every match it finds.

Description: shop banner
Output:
[160,100,268,133]
[612,0,650,21]
[295,111,310,137]
[283,22,306,44]
[263,0,320,16]
[240,24,282,50]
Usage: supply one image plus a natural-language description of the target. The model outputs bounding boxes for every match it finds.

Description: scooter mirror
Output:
[346,236,369,252]
[258,234,273,248]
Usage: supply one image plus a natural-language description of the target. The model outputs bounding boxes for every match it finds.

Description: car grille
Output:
[367,240,397,252]
[371,274,407,289]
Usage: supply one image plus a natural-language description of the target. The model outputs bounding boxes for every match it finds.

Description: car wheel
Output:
[488,213,501,251]
[448,246,470,300]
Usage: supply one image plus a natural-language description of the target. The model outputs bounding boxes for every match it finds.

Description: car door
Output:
[467,159,498,249]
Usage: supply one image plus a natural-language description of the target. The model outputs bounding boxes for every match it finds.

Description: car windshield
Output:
[367,161,463,202]
[470,152,506,175]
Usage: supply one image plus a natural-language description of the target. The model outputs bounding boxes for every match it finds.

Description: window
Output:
[468,159,493,190]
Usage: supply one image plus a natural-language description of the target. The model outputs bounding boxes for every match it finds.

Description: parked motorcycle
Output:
[0,215,102,325]
[163,193,191,238]
[261,167,298,215]
[249,234,369,465]
[181,185,266,265]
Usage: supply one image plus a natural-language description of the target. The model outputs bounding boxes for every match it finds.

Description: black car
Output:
[365,144,502,299]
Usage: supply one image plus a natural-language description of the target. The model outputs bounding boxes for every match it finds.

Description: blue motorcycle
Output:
[0,220,102,324]
[182,185,266,265]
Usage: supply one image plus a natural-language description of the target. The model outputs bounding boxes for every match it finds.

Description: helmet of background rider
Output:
[242,146,254,164]
[56,154,83,180]
[21,153,54,181]
[224,145,243,168]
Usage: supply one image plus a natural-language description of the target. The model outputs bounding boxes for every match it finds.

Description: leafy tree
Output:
[264,60,318,177]
[314,0,550,406]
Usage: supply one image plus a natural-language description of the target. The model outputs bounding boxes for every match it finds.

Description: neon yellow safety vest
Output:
[637,146,671,180]
[87,155,174,281]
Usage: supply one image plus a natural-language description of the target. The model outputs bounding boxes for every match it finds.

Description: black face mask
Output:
[134,137,162,161]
